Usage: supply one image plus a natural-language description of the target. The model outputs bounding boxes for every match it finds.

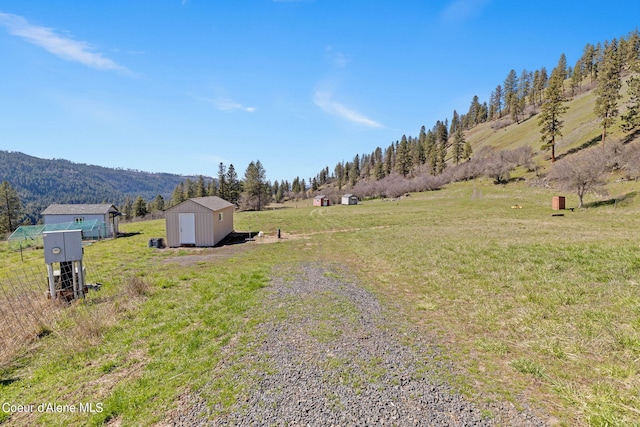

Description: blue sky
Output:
[0,1,638,183]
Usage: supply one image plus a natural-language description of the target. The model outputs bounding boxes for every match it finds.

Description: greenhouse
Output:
[8,219,108,249]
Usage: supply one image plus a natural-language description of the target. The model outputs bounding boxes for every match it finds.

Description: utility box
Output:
[552,196,566,210]
[43,230,83,263]
[43,230,85,302]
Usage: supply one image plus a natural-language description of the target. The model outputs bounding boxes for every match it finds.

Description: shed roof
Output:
[166,196,234,212]
[42,203,119,215]
[314,195,327,199]
[342,194,354,198]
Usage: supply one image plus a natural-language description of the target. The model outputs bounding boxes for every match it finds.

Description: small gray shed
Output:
[341,194,358,205]
[41,203,120,238]
[164,196,234,247]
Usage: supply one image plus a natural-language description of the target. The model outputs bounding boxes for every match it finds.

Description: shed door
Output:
[179,213,196,245]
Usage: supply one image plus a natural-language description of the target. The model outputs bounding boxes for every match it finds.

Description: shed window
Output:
[218,212,223,221]
[74,217,84,223]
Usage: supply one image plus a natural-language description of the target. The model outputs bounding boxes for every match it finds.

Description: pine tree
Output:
[242,160,269,210]
[503,70,519,116]
[183,178,196,199]
[217,162,227,200]
[196,175,206,198]
[533,67,548,106]
[594,39,622,146]
[492,85,503,118]
[581,43,596,83]
[451,127,466,166]
[538,62,569,162]
[436,121,449,174]
[622,73,640,132]
[395,135,412,177]
[151,194,165,212]
[463,140,473,161]
[170,183,185,206]
[133,196,148,217]
[122,197,134,220]
[0,180,21,233]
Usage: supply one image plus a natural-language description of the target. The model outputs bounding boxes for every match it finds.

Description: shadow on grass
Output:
[621,128,640,145]
[0,377,19,386]
[216,231,261,246]
[557,134,602,161]
[117,231,142,238]
[583,191,638,208]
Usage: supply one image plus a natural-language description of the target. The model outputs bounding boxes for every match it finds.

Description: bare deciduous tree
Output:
[548,148,608,208]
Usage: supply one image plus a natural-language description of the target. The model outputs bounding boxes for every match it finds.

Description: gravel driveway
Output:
[167,263,547,426]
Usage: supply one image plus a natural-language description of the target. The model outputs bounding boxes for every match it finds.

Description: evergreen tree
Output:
[0,180,21,233]
[463,140,473,161]
[570,58,584,97]
[171,182,185,206]
[538,63,569,162]
[581,43,597,83]
[556,53,568,90]
[533,67,548,106]
[425,130,438,175]
[395,135,412,177]
[594,39,622,146]
[122,197,134,220]
[225,164,240,205]
[451,127,466,166]
[436,121,449,174]
[152,194,165,212]
[133,196,148,217]
[622,63,640,132]
[384,145,395,176]
[274,180,284,202]
[492,85,503,118]
[196,175,207,198]
[217,162,227,200]
[183,178,196,199]
[242,160,269,210]
[503,69,519,116]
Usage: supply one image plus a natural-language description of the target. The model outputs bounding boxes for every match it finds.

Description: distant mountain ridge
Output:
[0,150,198,223]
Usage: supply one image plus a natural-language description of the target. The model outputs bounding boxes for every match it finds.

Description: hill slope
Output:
[465,77,633,171]
[0,151,193,223]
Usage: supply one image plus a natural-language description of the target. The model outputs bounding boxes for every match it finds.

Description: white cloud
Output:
[313,89,382,128]
[440,0,490,23]
[0,12,130,73]
[325,46,349,68]
[212,97,257,113]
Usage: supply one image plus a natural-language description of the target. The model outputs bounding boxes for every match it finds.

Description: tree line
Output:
[297,29,640,198]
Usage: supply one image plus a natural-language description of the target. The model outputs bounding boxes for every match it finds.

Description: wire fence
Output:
[0,243,109,365]
[0,265,60,368]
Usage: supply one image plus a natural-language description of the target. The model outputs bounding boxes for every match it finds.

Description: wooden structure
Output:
[313,195,330,207]
[164,196,234,247]
[341,194,358,205]
[552,196,566,210]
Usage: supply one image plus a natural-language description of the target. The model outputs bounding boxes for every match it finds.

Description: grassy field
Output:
[1,178,639,426]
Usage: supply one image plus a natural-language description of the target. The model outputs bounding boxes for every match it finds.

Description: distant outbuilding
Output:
[313,195,330,207]
[164,196,234,247]
[41,204,120,238]
[341,194,358,205]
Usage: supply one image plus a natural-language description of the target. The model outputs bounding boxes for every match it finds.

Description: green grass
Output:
[1,178,640,425]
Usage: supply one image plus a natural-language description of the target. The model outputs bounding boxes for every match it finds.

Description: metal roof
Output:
[41,204,119,215]
[166,196,234,212]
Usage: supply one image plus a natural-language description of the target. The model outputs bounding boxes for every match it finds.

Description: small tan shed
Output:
[165,196,234,247]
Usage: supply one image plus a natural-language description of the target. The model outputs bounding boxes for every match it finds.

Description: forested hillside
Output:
[0,151,192,224]
[278,29,640,202]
